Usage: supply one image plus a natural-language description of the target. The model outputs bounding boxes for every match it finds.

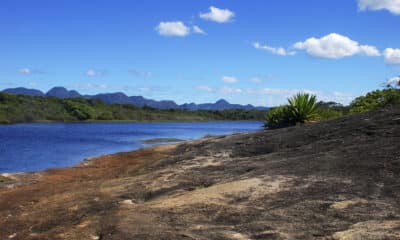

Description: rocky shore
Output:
[0,105,399,239]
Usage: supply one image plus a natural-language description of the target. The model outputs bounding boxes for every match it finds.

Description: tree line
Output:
[0,93,267,124]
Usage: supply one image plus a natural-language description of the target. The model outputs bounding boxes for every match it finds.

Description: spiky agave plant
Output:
[287,93,318,124]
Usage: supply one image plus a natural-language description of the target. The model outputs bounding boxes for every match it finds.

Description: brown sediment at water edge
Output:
[141,138,186,144]
[0,105,399,239]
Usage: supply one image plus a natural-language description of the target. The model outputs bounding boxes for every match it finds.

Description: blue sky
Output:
[1,0,399,106]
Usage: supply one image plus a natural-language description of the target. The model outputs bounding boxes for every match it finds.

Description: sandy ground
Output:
[0,105,399,239]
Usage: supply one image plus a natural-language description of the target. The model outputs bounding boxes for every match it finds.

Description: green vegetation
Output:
[265,88,400,129]
[265,93,324,129]
[287,93,318,124]
[3,87,399,127]
[349,88,400,113]
[0,93,267,124]
[264,105,293,129]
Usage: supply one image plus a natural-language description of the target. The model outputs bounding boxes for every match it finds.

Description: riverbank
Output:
[0,105,399,239]
[0,92,267,124]
[0,121,261,173]
[0,119,264,125]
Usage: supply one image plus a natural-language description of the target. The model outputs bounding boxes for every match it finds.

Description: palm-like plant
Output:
[287,93,318,124]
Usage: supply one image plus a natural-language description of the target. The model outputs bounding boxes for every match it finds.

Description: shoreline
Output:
[0,132,230,188]
[0,119,264,125]
[0,142,182,191]
[0,136,199,187]
[0,132,229,178]
[1,106,399,239]
[0,135,221,177]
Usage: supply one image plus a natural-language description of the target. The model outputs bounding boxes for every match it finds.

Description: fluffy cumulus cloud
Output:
[293,33,380,59]
[222,76,239,83]
[253,42,296,56]
[383,48,400,64]
[200,6,235,23]
[358,0,400,15]
[156,21,190,37]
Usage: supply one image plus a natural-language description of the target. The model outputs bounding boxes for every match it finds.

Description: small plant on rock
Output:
[287,93,318,124]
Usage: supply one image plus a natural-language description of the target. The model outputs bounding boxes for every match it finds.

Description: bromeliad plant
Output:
[264,93,318,129]
[287,93,318,124]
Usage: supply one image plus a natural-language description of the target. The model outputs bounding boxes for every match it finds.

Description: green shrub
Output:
[349,89,400,113]
[264,105,293,129]
[64,100,95,120]
[316,107,343,120]
[97,111,114,120]
[265,93,320,129]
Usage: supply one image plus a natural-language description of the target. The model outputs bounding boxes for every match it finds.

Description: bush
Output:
[316,107,343,120]
[264,105,293,129]
[64,100,95,120]
[349,89,400,113]
[264,93,319,129]
[97,111,113,120]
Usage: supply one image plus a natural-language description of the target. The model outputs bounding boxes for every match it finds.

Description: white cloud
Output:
[200,6,234,23]
[85,69,104,77]
[249,77,262,84]
[358,0,400,15]
[222,76,239,83]
[139,87,152,92]
[74,83,110,90]
[383,48,400,64]
[293,33,380,59]
[129,69,152,78]
[197,85,215,93]
[387,76,400,86]
[197,85,242,94]
[253,42,296,56]
[192,25,206,34]
[18,68,31,75]
[257,88,306,96]
[156,21,190,37]
[220,87,242,94]
[18,68,45,75]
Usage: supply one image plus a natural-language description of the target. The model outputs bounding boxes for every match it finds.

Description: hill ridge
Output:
[2,86,269,110]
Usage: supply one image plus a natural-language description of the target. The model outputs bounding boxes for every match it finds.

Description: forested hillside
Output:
[0,93,266,124]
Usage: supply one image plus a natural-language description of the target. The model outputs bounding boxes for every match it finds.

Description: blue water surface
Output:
[0,121,262,173]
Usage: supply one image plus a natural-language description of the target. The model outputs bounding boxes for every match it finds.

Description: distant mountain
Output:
[90,93,180,109]
[1,87,268,110]
[2,87,45,97]
[46,87,81,99]
[185,99,264,111]
[91,92,133,105]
